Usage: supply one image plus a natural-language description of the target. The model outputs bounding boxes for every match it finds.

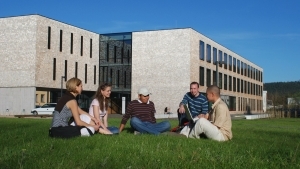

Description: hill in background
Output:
[264,81,300,106]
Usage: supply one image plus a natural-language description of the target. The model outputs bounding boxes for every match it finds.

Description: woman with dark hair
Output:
[49,77,100,138]
[88,83,119,134]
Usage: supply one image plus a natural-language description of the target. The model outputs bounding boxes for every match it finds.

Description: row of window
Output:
[199,67,263,96]
[48,26,93,58]
[52,58,96,84]
[102,43,131,64]
[100,66,131,88]
[237,97,263,112]
[36,94,45,103]
[199,40,262,82]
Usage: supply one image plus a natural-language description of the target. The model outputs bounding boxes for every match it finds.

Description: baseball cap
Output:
[138,87,151,96]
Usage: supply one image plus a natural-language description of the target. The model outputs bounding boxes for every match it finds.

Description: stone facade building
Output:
[0,15,263,115]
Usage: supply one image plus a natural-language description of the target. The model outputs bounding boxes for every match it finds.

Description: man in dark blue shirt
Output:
[178,82,209,126]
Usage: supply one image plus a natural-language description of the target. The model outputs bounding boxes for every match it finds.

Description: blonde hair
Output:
[66,77,82,93]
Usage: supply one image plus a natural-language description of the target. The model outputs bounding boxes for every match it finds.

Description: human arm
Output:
[103,113,108,127]
[119,123,125,133]
[67,100,99,131]
[93,105,112,134]
[196,95,209,119]
[119,102,132,133]
[178,93,189,113]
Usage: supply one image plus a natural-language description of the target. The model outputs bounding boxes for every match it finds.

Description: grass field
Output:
[0,117,299,169]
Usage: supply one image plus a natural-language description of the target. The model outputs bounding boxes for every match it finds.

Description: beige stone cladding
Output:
[35,15,99,91]
[132,29,191,115]
[0,15,37,87]
[189,29,263,114]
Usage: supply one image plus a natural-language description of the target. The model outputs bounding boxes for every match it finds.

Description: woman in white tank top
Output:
[88,83,119,134]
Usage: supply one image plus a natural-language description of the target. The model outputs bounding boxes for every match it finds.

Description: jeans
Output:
[130,117,171,135]
[107,126,119,134]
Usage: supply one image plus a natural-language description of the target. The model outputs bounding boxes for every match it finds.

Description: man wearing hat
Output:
[119,87,171,135]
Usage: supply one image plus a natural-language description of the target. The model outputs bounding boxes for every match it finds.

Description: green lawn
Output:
[0,117,299,169]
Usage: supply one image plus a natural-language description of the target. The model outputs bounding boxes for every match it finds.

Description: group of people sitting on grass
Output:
[49,77,232,142]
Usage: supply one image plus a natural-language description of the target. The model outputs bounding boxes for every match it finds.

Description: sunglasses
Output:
[142,95,149,97]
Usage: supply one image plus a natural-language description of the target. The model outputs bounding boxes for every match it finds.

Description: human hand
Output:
[92,117,100,125]
[179,106,185,114]
[93,124,100,131]
[198,114,207,119]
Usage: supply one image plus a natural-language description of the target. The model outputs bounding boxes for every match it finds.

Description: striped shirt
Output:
[121,100,156,125]
[180,92,209,117]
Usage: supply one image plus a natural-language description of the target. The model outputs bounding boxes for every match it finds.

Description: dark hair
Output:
[94,83,111,112]
[190,82,199,88]
[207,85,220,96]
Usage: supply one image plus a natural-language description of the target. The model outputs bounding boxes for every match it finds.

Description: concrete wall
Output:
[35,15,100,91]
[0,87,35,115]
[132,29,191,114]
[0,15,37,87]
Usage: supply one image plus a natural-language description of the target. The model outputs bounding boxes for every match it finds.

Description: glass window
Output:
[199,67,205,86]
[94,65,96,84]
[229,55,232,71]
[64,60,67,81]
[241,61,244,75]
[106,43,109,62]
[244,63,247,77]
[199,41,204,60]
[229,76,232,91]
[213,47,217,65]
[75,62,78,78]
[59,30,63,52]
[206,44,211,63]
[70,33,73,54]
[224,74,227,90]
[213,71,216,85]
[48,26,51,49]
[41,94,45,103]
[36,94,38,103]
[117,70,120,87]
[53,58,56,80]
[206,69,211,86]
[114,46,117,63]
[237,78,240,92]
[80,36,83,56]
[90,39,92,58]
[248,65,250,78]
[224,53,227,69]
[233,57,236,72]
[248,82,250,94]
[219,73,222,89]
[237,60,240,74]
[241,80,244,93]
[85,64,87,84]
[218,50,223,67]
[124,71,127,88]
[233,77,236,92]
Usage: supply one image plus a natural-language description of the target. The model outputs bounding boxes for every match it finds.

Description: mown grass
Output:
[0,117,299,169]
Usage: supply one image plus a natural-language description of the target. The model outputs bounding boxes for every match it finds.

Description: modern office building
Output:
[0,14,263,116]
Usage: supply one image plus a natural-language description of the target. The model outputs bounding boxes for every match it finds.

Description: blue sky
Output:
[1,0,299,83]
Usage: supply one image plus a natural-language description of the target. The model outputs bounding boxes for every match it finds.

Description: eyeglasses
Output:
[142,95,149,97]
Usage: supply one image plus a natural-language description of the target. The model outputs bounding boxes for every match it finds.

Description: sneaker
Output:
[134,131,141,135]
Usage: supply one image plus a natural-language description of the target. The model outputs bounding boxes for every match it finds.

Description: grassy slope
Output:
[0,118,299,169]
